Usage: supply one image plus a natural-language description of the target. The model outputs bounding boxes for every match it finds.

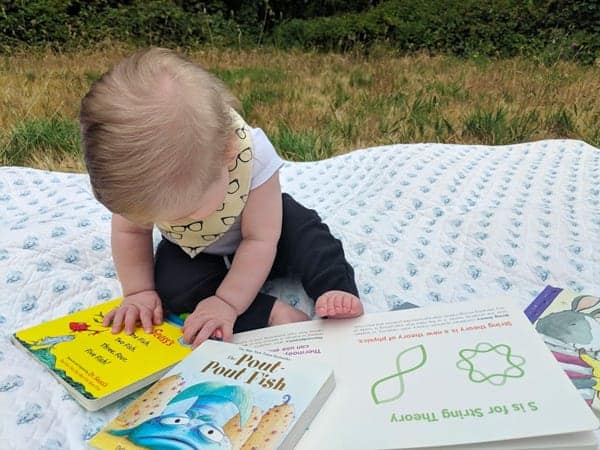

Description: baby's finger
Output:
[103,308,117,327]
[139,306,154,333]
[111,308,126,334]
[191,320,218,349]
[220,325,233,342]
[123,306,139,335]
[211,328,223,341]
[183,317,207,344]
[153,302,163,325]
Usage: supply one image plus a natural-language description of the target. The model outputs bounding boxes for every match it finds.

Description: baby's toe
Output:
[342,295,354,313]
[315,291,364,319]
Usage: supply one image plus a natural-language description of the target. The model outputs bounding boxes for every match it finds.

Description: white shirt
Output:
[203,127,283,255]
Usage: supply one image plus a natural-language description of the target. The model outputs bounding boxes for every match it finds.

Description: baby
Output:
[80,48,363,348]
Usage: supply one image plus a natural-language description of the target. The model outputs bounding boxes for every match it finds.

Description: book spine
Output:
[524,285,563,322]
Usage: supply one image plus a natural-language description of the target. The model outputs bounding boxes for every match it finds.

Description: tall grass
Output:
[1,46,599,172]
[4,117,81,166]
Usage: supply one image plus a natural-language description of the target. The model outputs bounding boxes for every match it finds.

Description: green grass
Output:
[84,70,102,84]
[212,67,286,117]
[462,108,542,145]
[271,121,334,162]
[2,117,80,166]
[212,67,287,85]
[428,81,469,102]
[333,83,351,108]
[241,87,282,116]
[349,70,372,88]
[1,48,599,172]
[545,108,577,137]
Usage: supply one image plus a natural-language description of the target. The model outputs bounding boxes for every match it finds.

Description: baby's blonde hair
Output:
[80,47,239,223]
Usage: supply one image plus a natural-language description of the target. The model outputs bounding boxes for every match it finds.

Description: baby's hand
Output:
[103,290,163,335]
[183,296,237,348]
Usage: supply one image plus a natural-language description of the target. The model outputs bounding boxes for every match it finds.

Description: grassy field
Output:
[1,46,599,172]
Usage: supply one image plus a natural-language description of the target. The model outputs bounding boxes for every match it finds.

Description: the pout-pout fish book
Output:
[89,340,334,450]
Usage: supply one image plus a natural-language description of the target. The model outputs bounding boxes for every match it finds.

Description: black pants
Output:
[154,193,358,333]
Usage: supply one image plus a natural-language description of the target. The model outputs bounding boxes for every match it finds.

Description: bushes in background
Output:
[0,0,236,49]
[273,0,600,64]
[0,0,598,63]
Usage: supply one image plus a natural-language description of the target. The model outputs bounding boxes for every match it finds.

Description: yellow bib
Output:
[156,110,253,258]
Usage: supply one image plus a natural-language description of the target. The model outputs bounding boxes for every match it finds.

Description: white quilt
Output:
[0,140,599,449]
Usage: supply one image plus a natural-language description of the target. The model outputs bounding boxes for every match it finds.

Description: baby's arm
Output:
[182,172,282,346]
[219,171,282,311]
[104,214,163,334]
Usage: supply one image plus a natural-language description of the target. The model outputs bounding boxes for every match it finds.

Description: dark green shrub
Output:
[0,1,76,47]
[0,0,239,50]
[272,0,599,63]
[0,1,597,63]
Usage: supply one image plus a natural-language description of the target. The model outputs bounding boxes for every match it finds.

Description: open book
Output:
[234,298,599,450]
[526,285,600,412]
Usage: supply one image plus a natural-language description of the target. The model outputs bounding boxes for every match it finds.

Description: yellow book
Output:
[11,298,191,411]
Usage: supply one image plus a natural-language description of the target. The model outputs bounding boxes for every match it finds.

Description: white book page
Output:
[235,299,599,449]
[234,319,344,448]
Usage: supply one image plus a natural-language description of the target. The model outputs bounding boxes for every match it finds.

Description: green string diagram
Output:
[456,342,526,386]
[370,344,427,405]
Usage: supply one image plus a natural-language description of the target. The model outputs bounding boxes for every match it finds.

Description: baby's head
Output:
[80,47,239,224]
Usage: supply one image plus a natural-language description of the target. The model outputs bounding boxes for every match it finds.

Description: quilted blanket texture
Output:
[0,140,598,449]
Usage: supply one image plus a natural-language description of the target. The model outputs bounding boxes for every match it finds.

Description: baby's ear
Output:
[224,139,238,166]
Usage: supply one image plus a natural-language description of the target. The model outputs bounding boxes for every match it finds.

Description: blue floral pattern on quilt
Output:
[0,140,599,449]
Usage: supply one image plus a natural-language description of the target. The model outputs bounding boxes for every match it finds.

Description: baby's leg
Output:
[154,239,228,314]
[273,194,364,319]
[155,240,279,333]
[268,300,310,326]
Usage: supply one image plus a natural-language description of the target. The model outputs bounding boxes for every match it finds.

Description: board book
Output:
[11,298,191,411]
[526,285,600,412]
[232,298,599,450]
[89,340,335,450]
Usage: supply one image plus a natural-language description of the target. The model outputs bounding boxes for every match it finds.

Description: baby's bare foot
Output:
[315,290,364,319]
[269,300,310,326]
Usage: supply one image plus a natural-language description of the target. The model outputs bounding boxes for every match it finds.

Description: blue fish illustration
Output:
[109,382,252,449]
